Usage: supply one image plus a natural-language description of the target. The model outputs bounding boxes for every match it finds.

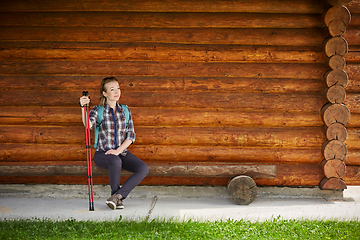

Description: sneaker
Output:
[106,194,122,210]
[116,201,124,209]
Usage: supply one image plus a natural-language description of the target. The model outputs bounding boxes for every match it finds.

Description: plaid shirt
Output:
[89,102,136,155]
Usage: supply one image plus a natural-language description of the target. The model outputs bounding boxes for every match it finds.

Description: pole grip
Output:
[82,91,90,107]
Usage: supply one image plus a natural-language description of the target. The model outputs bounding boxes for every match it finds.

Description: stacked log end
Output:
[320,1,353,190]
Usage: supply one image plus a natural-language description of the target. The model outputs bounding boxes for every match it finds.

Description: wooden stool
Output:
[228,175,257,205]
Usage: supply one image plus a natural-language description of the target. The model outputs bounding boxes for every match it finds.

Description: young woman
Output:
[79,77,149,210]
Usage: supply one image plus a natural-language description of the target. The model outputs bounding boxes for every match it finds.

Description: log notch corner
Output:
[320,0,354,190]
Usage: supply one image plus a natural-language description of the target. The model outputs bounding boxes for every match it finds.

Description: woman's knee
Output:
[142,163,149,176]
[109,156,122,169]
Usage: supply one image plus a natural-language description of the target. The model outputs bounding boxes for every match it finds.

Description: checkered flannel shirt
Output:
[89,102,136,155]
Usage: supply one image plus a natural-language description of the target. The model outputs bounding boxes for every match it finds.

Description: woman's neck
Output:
[106,100,117,110]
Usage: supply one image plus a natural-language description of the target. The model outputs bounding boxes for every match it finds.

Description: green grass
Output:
[1,217,359,239]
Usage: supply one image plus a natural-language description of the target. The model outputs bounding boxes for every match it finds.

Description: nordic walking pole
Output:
[83,91,94,211]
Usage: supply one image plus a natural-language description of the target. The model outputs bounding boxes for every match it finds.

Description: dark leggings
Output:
[93,150,149,199]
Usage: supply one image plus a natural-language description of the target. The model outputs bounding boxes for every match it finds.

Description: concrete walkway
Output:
[0,184,359,222]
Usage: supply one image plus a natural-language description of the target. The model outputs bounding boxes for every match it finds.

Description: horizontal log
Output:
[347,114,360,128]
[0,43,326,63]
[344,127,360,149]
[0,106,324,127]
[346,0,360,14]
[0,27,327,46]
[0,61,328,79]
[343,29,360,46]
[348,13,360,28]
[343,93,360,114]
[135,126,327,147]
[0,143,324,164]
[0,12,323,28]
[1,164,359,186]
[327,0,353,6]
[0,125,327,148]
[348,14,360,27]
[0,91,328,112]
[2,143,358,165]
[344,64,360,82]
[345,49,360,64]
[346,80,360,93]
[0,0,327,13]
[0,75,325,93]
[0,161,277,178]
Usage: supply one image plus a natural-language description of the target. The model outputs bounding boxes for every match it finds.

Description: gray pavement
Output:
[0,184,359,222]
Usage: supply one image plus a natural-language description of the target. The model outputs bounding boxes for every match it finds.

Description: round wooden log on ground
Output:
[321,103,351,126]
[326,0,353,7]
[321,159,346,178]
[326,85,346,104]
[324,69,349,87]
[324,6,351,27]
[319,177,347,190]
[227,175,257,205]
[328,54,346,70]
[324,36,348,57]
[326,122,347,141]
[322,139,348,160]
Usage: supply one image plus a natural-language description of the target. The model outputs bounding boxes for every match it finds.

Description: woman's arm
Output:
[80,96,93,129]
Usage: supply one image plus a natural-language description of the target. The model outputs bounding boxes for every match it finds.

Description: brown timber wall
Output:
[0,0,359,186]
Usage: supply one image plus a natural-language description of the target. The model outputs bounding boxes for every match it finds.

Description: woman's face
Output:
[103,81,121,102]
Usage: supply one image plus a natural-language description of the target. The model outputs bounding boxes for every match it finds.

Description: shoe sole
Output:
[105,201,116,210]
[116,205,124,209]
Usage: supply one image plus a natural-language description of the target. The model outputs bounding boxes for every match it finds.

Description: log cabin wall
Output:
[0,0,359,186]
[320,0,360,189]
[341,0,360,186]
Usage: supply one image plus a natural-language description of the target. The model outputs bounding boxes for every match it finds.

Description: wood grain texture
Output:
[0,106,324,127]
[321,159,346,178]
[0,0,327,13]
[0,61,328,78]
[319,177,347,190]
[0,125,327,147]
[346,0,360,14]
[0,90,328,112]
[228,176,257,205]
[0,143,324,164]
[0,27,327,46]
[0,162,277,179]
[0,75,325,92]
[1,164,359,186]
[326,85,346,103]
[324,6,351,27]
[0,43,326,63]
[0,12,323,28]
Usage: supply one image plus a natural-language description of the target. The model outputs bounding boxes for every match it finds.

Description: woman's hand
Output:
[79,96,90,107]
[80,96,92,128]
[105,140,133,156]
[105,149,120,156]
